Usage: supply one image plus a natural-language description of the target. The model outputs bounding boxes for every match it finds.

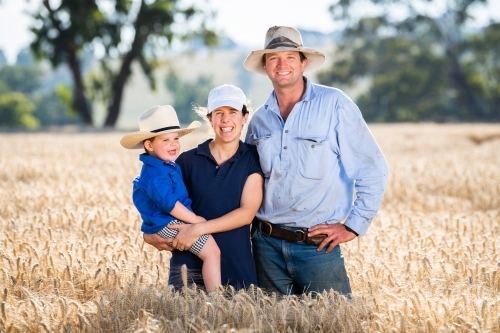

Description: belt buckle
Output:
[260,221,273,237]
[295,229,307,242]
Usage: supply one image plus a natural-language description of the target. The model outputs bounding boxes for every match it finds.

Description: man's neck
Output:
[274,77,306,122]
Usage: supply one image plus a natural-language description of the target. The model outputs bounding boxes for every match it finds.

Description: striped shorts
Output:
[157,219,209,256]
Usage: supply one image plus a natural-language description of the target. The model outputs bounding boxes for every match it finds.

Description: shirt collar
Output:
[139,153,175,168]
[196,139,248,163]
[263,76,316,114]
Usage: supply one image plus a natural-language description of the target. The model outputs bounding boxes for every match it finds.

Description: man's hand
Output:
[143,233,175,251]
[307,224,357,253]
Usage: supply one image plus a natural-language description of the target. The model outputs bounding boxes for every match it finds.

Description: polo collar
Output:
[196,139,248,164]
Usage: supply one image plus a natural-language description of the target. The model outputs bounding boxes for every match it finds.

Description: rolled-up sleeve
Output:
[335,99,389,236]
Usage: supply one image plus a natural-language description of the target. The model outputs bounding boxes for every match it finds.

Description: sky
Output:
[0,0,499,64]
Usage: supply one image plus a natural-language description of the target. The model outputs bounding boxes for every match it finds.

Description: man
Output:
[244,26,389,296]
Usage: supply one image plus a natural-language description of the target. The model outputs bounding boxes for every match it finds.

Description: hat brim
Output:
[120,121,201,149]
[243,47,326,75]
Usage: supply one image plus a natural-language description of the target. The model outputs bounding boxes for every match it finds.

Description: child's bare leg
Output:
[196,235,221,293]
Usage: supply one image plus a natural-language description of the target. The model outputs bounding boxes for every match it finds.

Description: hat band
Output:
[151,125,180,133]
[265,36,300,49]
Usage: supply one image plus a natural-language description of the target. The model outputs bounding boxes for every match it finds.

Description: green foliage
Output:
[0,49,7,66]
[0,92,39,129]
[32,90,79,126]
[0,65,41,94]
[165,71,213,124]
[54,84,76,116]
[0,62,78,128]
[29,0,219,127]
[320,0,500,122]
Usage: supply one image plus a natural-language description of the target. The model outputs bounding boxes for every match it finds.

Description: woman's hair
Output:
[205,105,250,120]
[193,101,253,140]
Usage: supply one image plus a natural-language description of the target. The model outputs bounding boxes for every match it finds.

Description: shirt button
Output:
[284,146,287,149]
[285,130,288,133]
[216,166,219,169]
[311,144,315,148]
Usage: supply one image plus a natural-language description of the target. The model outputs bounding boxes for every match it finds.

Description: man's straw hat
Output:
[243,26,326,75]
[120,105,201,149]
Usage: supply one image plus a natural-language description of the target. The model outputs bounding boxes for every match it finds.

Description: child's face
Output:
[144,132,181,162]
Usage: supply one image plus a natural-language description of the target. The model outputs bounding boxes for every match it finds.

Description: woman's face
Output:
[209,106,248,143]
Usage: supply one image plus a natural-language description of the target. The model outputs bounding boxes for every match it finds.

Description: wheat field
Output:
[0,123,499,332]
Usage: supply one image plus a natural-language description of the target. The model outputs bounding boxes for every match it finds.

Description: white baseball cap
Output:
[207,84,246,114]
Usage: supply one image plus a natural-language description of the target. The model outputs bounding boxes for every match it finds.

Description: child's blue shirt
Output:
[132,153,192,234]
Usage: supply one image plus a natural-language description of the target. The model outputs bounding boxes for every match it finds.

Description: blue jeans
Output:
[252,227,352,296]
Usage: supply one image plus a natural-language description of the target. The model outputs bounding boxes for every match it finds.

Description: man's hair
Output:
[261,51,307,66]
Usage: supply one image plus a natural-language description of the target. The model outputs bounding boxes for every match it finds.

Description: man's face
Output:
[263,51,307,89]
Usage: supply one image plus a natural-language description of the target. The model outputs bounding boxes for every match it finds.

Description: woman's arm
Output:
[168,173,263,249]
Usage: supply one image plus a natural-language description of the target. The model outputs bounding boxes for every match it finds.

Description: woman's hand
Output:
[143,233,175,251]
[167,223,204,251]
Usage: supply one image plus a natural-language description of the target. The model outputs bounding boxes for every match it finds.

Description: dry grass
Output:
[0,123,499,332]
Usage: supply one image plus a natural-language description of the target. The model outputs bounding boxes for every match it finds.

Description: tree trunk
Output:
[103,52,136,127]
[103,0,146,128]
[447,51,485,120]
[67,51,93,126]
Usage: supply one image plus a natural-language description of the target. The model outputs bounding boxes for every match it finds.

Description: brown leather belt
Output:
[253,218,327,245]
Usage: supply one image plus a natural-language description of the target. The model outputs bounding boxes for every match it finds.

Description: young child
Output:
[120,105,221,292]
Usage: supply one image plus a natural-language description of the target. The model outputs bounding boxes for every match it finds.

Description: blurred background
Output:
[0,0,499,130]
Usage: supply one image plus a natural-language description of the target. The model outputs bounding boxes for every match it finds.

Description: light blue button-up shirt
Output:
[245,77,389,236]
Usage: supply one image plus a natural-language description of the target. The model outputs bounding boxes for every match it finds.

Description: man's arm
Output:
[336,98,389,236]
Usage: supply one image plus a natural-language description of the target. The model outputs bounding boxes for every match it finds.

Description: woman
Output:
[143,84,263,290]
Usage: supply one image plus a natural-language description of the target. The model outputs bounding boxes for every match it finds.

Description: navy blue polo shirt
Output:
[168,139,262,290]
[133,154,192,234]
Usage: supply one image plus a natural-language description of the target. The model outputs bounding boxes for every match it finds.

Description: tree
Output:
[320,0,500,122]
[30,0,218,127]
[0,65,41,94]
[0,92,39,129]
[165,70,213,124]
[0,49,7,66]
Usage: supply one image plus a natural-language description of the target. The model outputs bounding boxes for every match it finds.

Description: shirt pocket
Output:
[297,136,330,180]
[251,134,273,176]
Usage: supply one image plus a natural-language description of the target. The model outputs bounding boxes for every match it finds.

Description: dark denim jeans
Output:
[252,227,352,296]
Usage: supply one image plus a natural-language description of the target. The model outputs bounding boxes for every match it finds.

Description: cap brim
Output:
[120,121,201,149]
[243,47,326,75]
[207,99,244,114]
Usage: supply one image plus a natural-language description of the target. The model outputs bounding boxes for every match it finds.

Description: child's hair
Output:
[143,136,156,155]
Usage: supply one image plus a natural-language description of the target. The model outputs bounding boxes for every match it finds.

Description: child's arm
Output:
[170,201,206,224]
